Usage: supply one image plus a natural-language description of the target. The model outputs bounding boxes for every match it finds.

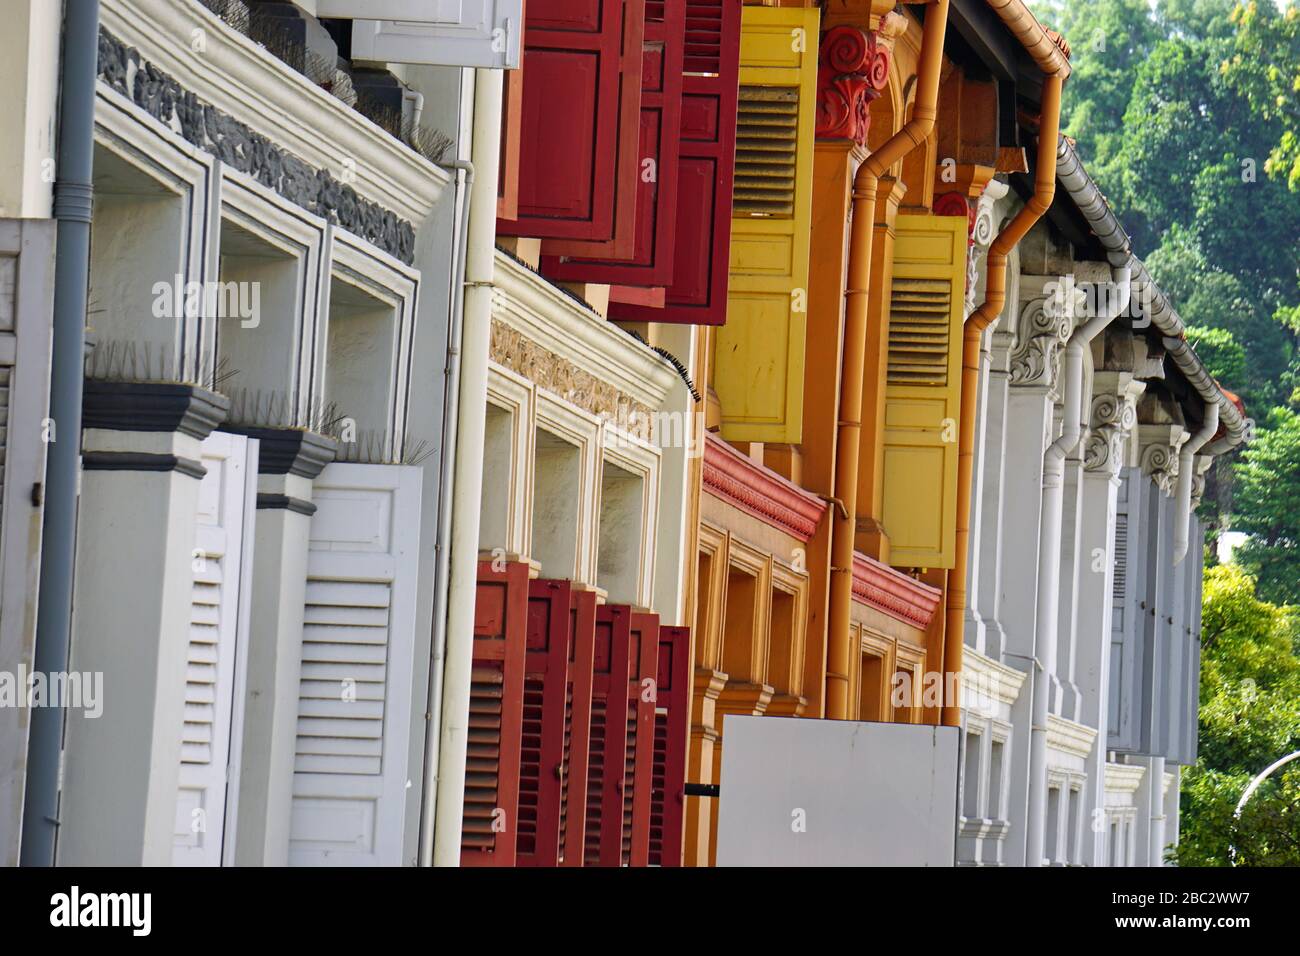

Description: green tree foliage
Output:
[1233,406,1300,604]
[1222,2,1300,191]
[1172,565,1300,866]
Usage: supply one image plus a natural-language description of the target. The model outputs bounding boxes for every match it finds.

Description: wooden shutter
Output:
[880,214,968,568]
[0,221,53,865]
[622,611,660,866]
[541,0,686,285]
[585,603,633,865]
[714,4,818,443]
[174,432,258,866]
[515,578,572,866]
[610,0,742,325]
[648,624,689,866]
[288,464,422,866]
[498,64,525,221]
[347,1,526,70]
[460,558,530,866]
[559,588,598,865]
[497,0,645,256]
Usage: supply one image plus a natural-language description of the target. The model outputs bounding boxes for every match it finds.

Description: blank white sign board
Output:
[717,717,959,866]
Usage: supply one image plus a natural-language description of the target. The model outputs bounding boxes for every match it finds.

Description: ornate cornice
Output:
[850,553,942,630]
[82,380,229,439]
[702,435,826,543]
[815,26,890,145]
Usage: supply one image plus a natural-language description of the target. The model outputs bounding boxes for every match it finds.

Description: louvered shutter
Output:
[347,1,526,70]
[714,5,819,442]
[560,588,598,865]
[541,0,685,285]
[174,432,258,866]
[288,463,422,866]
[879,214,968,568]
[622,611,659,865]
[497,0,646,255]
[516,578,572,866]
[610,0,742,325]
[460,558,530,866]
[648,624,689,866]
[0,221,53,864]
[585,603,633,865]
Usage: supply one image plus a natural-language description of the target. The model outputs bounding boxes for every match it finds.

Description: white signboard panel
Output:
[717,716,959,866]
[343,1,523,70]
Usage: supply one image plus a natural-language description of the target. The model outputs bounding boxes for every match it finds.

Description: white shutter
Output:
[346,1,523,70]
[289,463,422,866]
[173,431,258,866]
[0,221,54,865]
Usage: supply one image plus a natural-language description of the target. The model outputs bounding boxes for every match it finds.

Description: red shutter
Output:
[623,611,660,866]
[540,0,685,284]
[608,0,741,324]
[560,588,598,866]
[515,578,572,866]
[498,0,645,255]
[497,64,524,221]
[462,560,530,867]
[584,604,633,865]
[648,625,690,866]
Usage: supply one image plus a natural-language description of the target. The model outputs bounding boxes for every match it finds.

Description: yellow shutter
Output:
[881,214,968,569]
[715,5,819,445]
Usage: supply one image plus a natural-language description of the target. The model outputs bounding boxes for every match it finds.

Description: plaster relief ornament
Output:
[1084,390,1138,476]
[815,25,891,145]
[1010,282,1080,396]
[1139,436,1184,496]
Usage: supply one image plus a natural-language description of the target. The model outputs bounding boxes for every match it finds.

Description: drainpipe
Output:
[431,67,502,867]
[826,0,949,720]
[417,117,474,866]
[21,0,100,867]
[1024,258,1131,866]
[1172,397,1216,565]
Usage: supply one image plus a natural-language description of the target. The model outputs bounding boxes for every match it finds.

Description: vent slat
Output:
[887,275,954,387]
[733,85,799,218]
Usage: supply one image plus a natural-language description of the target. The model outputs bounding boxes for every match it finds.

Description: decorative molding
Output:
[1104,761,1146,796]
[962,647,1028,708]
[224,426,337,477]
[701,435,826,543]
[1191,454,1214,510]
[850,552,942,630]
[256,493,318,516]
[96,25,421,264]
[1010,287,1076,395]
[82,451,207,480]
[492,251,678,416]
[82,380,230,439]
[1047,713,1098,761]
[1084,375,1143,477]
[816,26,891,145]
[1138,424,1188,497]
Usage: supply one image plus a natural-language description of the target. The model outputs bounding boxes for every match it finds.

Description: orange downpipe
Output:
[941,73,1063,726]
[826,0,950,720]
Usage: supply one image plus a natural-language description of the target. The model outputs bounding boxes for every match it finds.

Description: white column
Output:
[58,384,228,865]
[231,429,336,866]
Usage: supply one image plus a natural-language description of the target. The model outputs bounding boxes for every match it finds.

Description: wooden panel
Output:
[585,603,633,865]
[561,588,598,865]
[541,0,685,283]
[714,5,819,441]
[516,578,573,866]
[460,559,530,866]
[648,624,690,866]
[880,214,967,568]
[610,0,742,325]
[498,0,645,254]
